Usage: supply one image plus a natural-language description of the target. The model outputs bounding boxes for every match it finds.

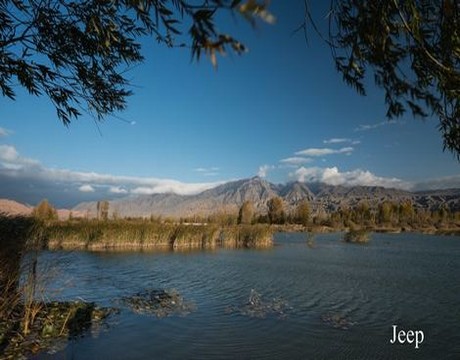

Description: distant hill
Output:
[0,199,85,220]
[0,199,32,216]
[73,177,460,218]
[55,209,86,220]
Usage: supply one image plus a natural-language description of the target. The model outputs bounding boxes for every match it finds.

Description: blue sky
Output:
[1,1,459,207]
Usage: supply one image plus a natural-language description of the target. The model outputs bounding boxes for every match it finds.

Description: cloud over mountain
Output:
[0,144,458,207]
[257,165,274,178]
[79,185,95,193]
[292,166,412,190]
[109,186,128,194]
[73,176,460,219]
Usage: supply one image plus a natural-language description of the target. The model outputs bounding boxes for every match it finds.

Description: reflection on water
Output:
[33,233,460,359]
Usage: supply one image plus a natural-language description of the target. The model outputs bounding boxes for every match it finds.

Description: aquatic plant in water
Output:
[120,289,196,318]
[225,289,291,319]
[321,312,356,330]
[0,301,117,358]
[343,229,370,244]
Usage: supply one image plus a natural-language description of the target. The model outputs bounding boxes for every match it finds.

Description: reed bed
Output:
[219,225,273,249]
[46,220,174,250]
[44,220,274,250]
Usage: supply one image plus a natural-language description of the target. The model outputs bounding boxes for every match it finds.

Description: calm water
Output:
[32,233,459,360]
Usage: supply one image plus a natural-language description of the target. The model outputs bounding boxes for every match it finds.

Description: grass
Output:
[45,220,175,249]
[0,215,42,321]
[0,215,44,354]
[43,219,274,250]
[220,225,273,248]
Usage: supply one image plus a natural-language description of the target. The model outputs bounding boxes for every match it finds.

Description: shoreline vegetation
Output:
[14,195,460,252]
[1,195,459,252]
[2,205,460,252]
[44,221,274,251]
[3,215,459,253]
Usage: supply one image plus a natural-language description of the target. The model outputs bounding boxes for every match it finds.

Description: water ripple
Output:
[33,233,460,360]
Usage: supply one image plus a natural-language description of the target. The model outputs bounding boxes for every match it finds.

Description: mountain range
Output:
[72,177,460,218]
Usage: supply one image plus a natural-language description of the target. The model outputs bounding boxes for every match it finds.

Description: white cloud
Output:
[323,138,350,144]
[1,144,457,206]
[295,147,354,157]
[323,138,361,145]
[194,167,220,176]
[195,167,219,172]
[354,120,398,132]
[109,186,128,194]
[79,184,95,193]
[0,127,11,137]
[0,145,40,168]
[293,166,412,190]
[131,180,224,195]
[279,157,313,166]
[131,187,156,195]
[0,145,225,197]
[0,145,19,161]
[257,165,274,178]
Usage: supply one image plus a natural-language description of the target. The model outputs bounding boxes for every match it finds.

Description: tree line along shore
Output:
[27,197,460,249]
[0,196,458,257]
[1,197,459,251]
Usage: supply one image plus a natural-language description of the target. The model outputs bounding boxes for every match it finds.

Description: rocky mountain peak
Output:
[71,178,460,218]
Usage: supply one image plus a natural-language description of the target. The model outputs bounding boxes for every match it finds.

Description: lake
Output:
[32,232,460,359]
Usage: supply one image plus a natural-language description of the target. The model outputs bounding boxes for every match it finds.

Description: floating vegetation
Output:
[225,289,291,319]
[343,229,370,244]
[120,289,196,318]
[321,312,356,330]
[0,301,118,359]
